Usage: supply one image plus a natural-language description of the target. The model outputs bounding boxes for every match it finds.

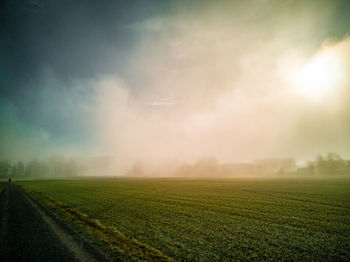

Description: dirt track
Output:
[0,183,99,262]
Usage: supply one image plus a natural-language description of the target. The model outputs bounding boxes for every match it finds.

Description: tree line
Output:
[0,156,81,179]
[299,153,350,176]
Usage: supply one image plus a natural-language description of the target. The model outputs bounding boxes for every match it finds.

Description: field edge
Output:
[21,185,174,262]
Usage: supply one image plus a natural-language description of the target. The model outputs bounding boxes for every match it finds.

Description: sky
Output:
[1,0,350,168]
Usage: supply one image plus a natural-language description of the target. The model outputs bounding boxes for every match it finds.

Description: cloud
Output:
[144,98,179,107]
[2,0,350,171]
[288,36,350,158]
[90,2,350,170]
[0,99,51,161]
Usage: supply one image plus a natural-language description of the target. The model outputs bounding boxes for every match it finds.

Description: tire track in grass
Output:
[22,185,174,262]
[0,183,100,262]
[0,183,10,261]
[21,186,98,262]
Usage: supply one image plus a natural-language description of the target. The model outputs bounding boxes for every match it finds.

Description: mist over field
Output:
[1,2,350,261]
[1,0,350,175]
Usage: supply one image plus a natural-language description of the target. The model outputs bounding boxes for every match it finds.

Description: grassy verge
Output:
[19,178,350,261]
[21,186,173,262]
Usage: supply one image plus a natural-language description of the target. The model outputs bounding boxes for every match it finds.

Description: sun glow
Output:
[292,51,344,100]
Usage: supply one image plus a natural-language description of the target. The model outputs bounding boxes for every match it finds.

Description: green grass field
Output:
[20,178,350,261]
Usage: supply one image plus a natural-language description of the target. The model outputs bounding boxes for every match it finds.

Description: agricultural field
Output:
[20,178,350,261]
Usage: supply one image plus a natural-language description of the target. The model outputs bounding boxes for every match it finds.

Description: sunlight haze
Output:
[1,0,350,172]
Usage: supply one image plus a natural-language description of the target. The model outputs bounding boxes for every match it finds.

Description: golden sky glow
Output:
[289,45,346,101]
[1,0,350,170]
[93,10,350,170]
